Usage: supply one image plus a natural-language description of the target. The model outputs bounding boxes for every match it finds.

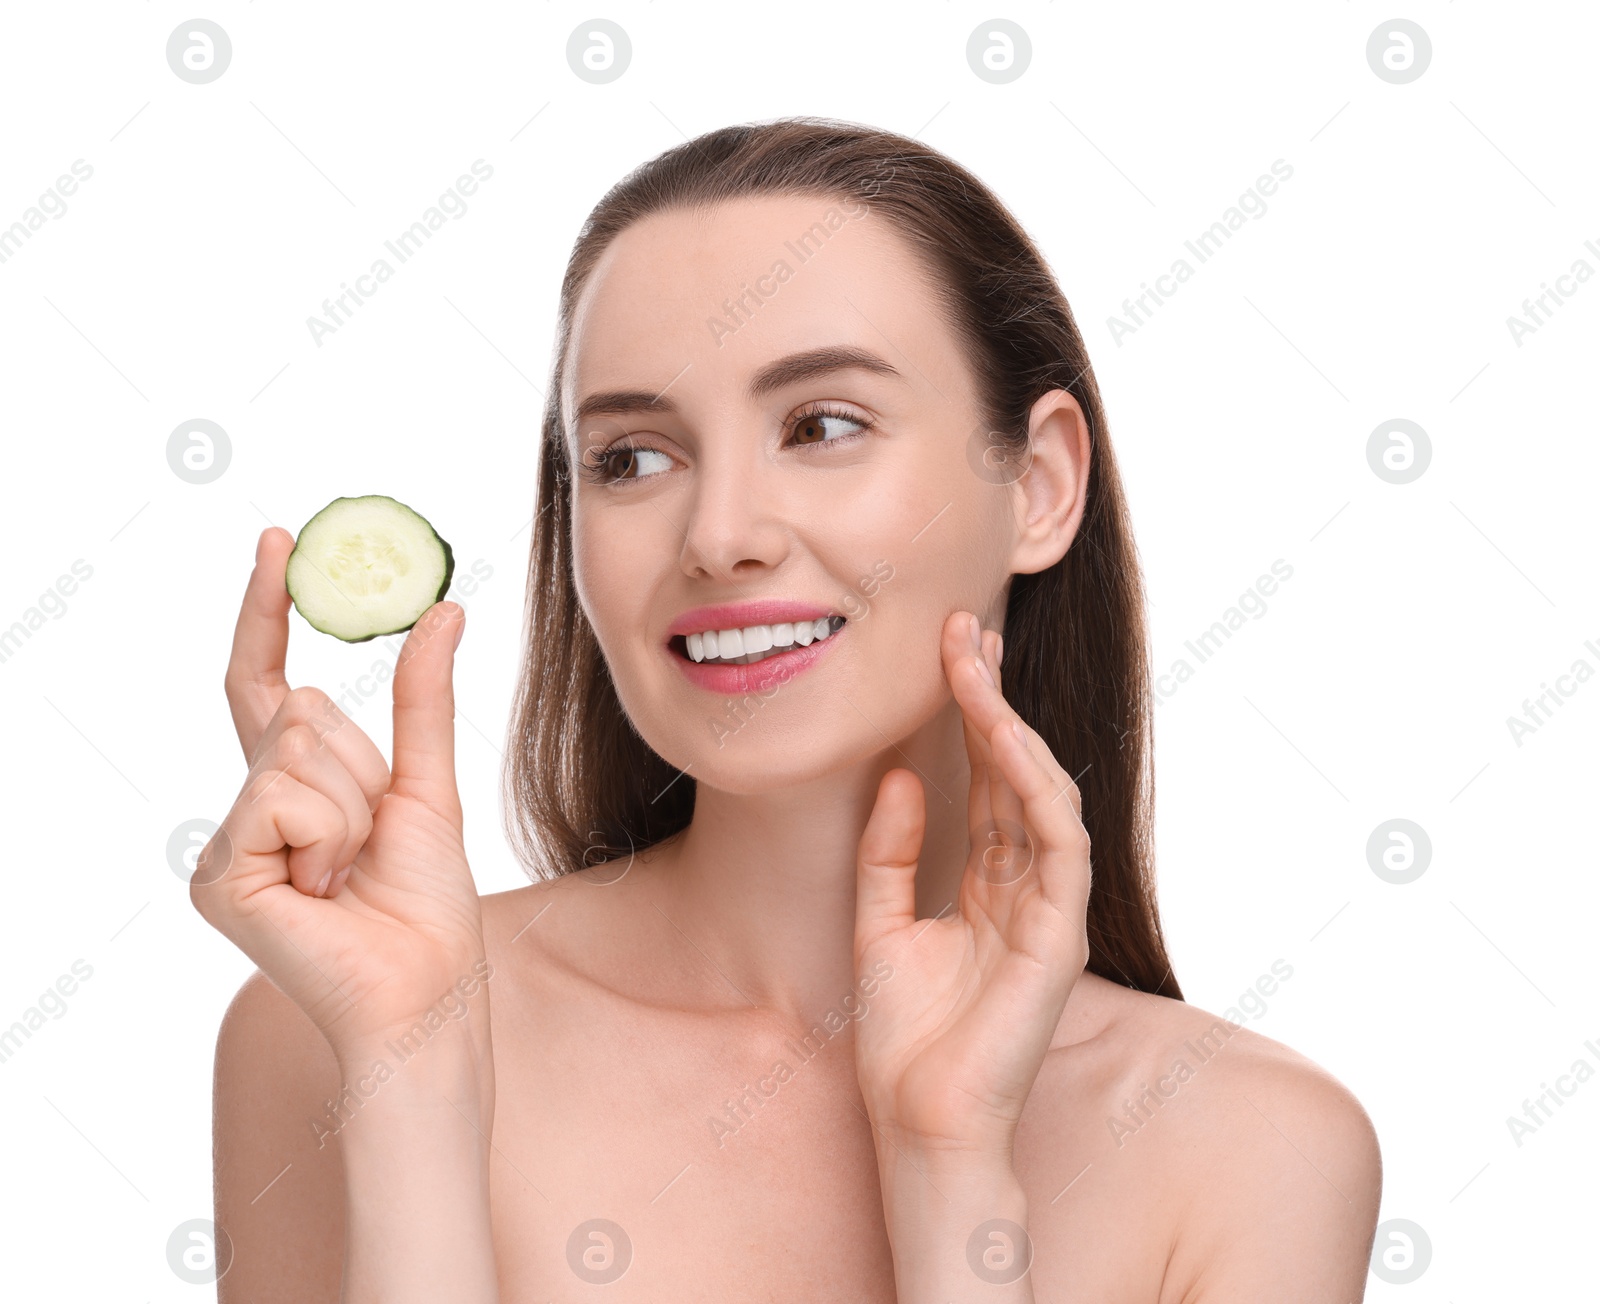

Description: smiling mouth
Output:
[671,615,846,665]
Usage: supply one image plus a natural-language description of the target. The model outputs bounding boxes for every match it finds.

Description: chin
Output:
[653,681,948,796]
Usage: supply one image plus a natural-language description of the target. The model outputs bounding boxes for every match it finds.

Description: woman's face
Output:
[563,193,1051,791]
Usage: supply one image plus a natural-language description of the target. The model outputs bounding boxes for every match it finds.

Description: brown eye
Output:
[581,443,673,484]
[788,407,870,448]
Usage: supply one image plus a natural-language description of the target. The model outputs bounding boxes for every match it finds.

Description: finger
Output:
[973,625,1024,837]
[252,686,391,812]
[946,613,996,829]
[983,627,1002,686]
[855,767,925,954]
[255,722,375,875]
[943,614,1026,866]
[221,767,351,897]
[990,716,1090,911]
[389,600,465,826]
[1012,712,1082,823]
[225,528,296,761]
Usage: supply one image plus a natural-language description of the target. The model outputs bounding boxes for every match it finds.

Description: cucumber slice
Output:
[285,495,455,643]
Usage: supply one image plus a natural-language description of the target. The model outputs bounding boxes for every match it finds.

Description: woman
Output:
[196,118,1382,1301]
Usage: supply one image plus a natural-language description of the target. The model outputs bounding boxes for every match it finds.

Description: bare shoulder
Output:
[478,853,676,998]
[1100,984,1384,1300]
[479,872,573,944]
[479,869,598,975]
[212,969,346,1302]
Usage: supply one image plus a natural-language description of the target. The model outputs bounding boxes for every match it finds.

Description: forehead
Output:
[562,194,966,419]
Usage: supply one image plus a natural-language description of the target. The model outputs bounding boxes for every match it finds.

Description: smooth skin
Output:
[199,554,498,1302]
[202,194,1381,1302]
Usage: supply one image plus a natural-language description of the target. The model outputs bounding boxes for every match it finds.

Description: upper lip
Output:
[667,599,837,640]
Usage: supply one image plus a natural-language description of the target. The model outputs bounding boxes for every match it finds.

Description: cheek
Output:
[571,507,648,655]
[847,488,1011,633]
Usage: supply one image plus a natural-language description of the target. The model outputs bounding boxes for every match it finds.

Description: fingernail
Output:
[996,634,1004,669]
[314,869,332,896]
[329,865,351,894]
[452,614,465,651]
[969,613,982,652]
[975,654,996,688]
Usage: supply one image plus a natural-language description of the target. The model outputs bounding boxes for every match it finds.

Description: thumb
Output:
[855,768,925,955]
[389,600,465,826]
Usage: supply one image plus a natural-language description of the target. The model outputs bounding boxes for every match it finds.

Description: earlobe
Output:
[1009,390,1091,575]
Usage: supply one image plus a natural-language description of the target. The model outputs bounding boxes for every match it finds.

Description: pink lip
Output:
[671,620,845,695]
[667,599,836,639]
[665,599,845,695]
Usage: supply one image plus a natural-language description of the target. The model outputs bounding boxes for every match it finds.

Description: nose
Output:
[677,427,792,585]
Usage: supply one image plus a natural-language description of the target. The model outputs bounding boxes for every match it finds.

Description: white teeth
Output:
[683,616,842,663]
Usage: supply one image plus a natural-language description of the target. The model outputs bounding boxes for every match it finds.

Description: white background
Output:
[1,1,1595,1298]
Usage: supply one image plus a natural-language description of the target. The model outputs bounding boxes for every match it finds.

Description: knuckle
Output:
[275,722,319,765]
[224,663,267,702]
[222,670,253,715]
[187,837,236,917]
[282,684,331,723]
[188,875,228,922]
[243,767,289,806]
[359,770,389,811]
[301,800,347,852]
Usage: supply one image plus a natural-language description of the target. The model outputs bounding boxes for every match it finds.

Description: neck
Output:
[643,694,972,1025]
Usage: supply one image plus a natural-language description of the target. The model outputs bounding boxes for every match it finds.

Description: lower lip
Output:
[670,625,844,694]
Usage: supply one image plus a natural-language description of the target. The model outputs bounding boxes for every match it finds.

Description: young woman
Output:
[196,118,1382,1301]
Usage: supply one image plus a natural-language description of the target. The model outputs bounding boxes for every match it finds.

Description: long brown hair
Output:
[502,116,1181,1000]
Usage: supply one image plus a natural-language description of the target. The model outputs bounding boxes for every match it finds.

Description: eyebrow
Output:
[573,345,903,425]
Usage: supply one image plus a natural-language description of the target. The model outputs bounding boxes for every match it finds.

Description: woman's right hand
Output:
[191,527,491,1072]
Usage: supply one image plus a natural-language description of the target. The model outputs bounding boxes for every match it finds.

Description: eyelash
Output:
[578,403,874,486]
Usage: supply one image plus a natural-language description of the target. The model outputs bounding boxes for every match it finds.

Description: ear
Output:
[1008,389,1091,576]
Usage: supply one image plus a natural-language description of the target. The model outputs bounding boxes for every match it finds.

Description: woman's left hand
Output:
[853,610,1092,1164]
